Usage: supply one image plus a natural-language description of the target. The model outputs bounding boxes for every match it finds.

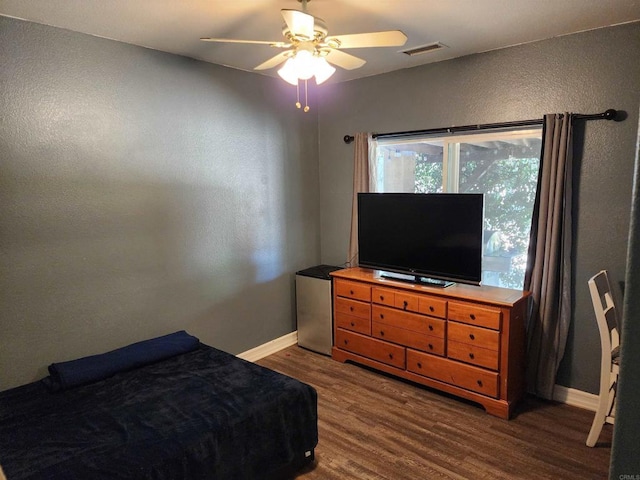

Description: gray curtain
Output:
[347,133,373,266]
[524,113,574,400]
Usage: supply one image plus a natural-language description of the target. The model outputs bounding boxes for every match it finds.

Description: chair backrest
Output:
[588,270,620,362]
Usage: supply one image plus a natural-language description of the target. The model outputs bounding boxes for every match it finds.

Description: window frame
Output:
[372,126,543,289]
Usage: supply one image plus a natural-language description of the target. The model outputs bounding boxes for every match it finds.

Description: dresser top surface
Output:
[331,268,530,307]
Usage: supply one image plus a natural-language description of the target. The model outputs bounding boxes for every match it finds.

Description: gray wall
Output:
[317,22,640,394]
[2,13,638,399]
[0,16,320,390]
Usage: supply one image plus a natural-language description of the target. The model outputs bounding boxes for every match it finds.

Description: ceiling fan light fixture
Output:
[278,49,336,85]
[277,58,300,85]
[313,57,336,84]
[292,49,316,80]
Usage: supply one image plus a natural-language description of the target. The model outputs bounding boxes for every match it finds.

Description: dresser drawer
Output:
[372,287,396,306]
[407,349,499,398]
[372,305,445,337]
[448,321,500,351]
[335,312,371,335]
[418,295,447,319]
[448,301,502,330]
[334,297,371,320]
[393,291,448,319]
[447,340,499,370]
[373,321,445,356]
[336,328,406,369]
[335,279,371,302]
[394,291,421,312]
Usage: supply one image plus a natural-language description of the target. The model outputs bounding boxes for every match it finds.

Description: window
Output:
[373,128,543,289]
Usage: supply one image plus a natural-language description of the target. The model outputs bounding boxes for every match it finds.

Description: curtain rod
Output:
[343,109,620,144]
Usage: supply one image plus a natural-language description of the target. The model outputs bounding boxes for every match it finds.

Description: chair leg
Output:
[587,376,613,447]
[586,407,606,447]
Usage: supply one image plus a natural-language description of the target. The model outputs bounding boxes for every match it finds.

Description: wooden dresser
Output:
[330,267,530,419]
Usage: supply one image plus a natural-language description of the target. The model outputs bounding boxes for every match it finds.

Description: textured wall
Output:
[0,16,320,390]
[317,22,640,394]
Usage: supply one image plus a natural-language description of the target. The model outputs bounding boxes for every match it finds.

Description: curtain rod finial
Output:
[604,109,618,121]
[344,135,354,144]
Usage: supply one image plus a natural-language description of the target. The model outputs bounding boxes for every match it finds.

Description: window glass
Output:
[374,128,542,289]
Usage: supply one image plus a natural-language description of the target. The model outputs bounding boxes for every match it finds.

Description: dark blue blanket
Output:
[43,330,200,391]
[0,344,318,479]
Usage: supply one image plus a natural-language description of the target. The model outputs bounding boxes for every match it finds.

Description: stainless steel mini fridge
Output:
[295,265,342,355]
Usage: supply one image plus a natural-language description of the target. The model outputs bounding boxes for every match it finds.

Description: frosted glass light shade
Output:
[292,50,315,80]
[313,57,336,84]
[277,59,300,85]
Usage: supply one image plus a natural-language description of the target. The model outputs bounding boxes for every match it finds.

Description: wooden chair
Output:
[586,270,620,447]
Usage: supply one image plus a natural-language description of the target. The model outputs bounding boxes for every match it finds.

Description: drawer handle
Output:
[477,379,483,387]
[349,306,354,311]
[388,353,393,359]
[470,314,476,320]
[403,300,408,309]
[380,295,384,301]
[417,362,422,369]
[428,343,433,350]
[350,321,355,327]
[469,353,475,359]
[344,339,349,345]
[469,334,475,340]
[428,325,434,331]
[380,314,385,319]
[429,306,435,312]
[380,330,385,337]
[350,290,355,295]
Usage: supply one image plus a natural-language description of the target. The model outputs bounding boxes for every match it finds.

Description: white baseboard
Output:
[553,384,599,411]
[237,331,298,362]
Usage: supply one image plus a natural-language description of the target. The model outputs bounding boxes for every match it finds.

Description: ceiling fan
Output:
[201,0,407,110]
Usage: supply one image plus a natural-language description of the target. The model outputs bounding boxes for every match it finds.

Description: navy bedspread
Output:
[0,345,318,480]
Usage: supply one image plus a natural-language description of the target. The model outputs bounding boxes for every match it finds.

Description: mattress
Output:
[0,343,318,479]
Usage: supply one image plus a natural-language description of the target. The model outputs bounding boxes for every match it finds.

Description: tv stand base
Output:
[380,272,454,288]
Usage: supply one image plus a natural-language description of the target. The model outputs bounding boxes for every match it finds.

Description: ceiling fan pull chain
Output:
[304,79,310,112]
[295,81,301,109]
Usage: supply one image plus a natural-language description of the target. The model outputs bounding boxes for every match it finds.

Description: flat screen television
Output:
[357,193,484,287]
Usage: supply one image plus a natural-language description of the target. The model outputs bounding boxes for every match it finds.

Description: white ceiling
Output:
[2,0,640,83]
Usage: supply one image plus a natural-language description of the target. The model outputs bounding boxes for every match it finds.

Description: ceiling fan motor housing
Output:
[282,17,328,43]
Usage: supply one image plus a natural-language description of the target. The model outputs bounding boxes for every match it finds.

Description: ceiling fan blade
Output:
[324,50,366,70]
[326,31,408,49]
[254,51,291,71]
[281,9,315,40]
[200,37,289,48]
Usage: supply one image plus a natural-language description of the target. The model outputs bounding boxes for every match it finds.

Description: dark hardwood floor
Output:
[257,345,612,480]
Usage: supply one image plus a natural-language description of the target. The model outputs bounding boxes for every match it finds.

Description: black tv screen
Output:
[357,193,484,286]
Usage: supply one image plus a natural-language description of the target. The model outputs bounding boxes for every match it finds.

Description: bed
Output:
[0,331,318,479]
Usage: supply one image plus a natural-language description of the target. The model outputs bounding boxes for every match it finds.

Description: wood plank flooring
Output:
[257,345,612,480]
